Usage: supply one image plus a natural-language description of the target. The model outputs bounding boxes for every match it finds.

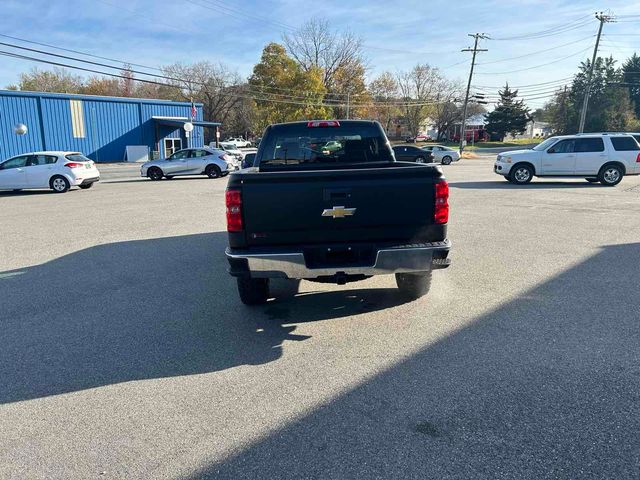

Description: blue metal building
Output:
[0,90,221,162]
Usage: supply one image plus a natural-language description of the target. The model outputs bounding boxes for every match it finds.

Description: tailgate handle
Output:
[324,188,352,201]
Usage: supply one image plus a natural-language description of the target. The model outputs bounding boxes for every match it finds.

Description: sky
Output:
[0,0,638,108]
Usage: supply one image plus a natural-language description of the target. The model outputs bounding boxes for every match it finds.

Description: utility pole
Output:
[346,91,350,120]
[460,33,488,154]
[578,12,613,133]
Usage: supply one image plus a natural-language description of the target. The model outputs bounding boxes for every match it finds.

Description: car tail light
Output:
[226,189,243,232]
[434,181,449,224]
[64,162,84,168]
[307,120,340,128]
[636,153,640,163]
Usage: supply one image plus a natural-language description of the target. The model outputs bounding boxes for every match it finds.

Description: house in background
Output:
[505,120,552,140]
[449,113,489,142]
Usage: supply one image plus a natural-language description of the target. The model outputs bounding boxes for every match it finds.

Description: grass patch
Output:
[391,138,541,149]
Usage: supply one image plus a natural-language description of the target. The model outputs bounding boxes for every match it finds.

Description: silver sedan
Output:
[421,145,461,165]
[141,147,232,180]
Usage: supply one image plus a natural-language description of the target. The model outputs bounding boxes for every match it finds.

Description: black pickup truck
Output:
[225,120,451,305]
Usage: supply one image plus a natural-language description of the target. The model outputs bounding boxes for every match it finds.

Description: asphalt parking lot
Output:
[1,159,639,479]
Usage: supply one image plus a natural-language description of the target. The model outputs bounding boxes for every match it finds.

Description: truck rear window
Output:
[259,122,393,169]
[610,136,640,151]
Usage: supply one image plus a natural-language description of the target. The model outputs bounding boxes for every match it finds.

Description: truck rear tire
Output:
[395,271,432,300]
[237,277,269,305]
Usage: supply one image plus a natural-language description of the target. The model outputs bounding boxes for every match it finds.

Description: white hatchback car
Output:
[0,151,100,193]
[494,133,640,186]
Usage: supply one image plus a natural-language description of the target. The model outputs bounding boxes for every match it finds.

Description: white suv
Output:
[224,137,251,148]
[494,134,640,186]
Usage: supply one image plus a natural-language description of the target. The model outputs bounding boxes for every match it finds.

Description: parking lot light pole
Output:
[459,33,488,154]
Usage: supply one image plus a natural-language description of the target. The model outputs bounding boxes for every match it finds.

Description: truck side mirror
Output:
[242,153,256,169]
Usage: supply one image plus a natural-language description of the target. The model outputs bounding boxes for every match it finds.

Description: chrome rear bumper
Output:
[226,240,451,279]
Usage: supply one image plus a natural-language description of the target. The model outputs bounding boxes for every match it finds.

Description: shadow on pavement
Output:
[190,243,640,479]
[104,177,229,184]
[450,180,602,190]
[0,189,57,197]
[0,233,407,404]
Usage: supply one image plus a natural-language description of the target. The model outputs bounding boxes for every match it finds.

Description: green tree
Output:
[249,43,329,129]
[545,86,572,134]
[622,53,640,118]
[570,56,636,132]
[484,84,530,141]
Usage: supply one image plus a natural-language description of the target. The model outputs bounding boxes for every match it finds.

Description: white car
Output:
[224,137,251,148]
[218,141,245,158]
[140,147,232,180]
[494,133,640,186]
[0,151,100,193]
[421,145,460,165]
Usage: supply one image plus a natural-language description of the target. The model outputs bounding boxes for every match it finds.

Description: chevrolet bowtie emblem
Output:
[322,206,356,219]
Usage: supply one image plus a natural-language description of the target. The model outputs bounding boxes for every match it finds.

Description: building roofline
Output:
[0,89,203,107]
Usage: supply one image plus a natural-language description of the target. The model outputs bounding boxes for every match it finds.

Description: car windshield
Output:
[65,154,91,162]
[532,137,558,151]
[259,122,393,168]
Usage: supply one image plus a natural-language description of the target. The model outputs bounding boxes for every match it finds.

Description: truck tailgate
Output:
[237,163,444,247]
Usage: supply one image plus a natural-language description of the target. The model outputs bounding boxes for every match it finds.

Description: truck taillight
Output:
[226,189,243,232]
[434,181,449,224]
[64,162,84,168]
[636,153,640,163]
[307,120,340,128]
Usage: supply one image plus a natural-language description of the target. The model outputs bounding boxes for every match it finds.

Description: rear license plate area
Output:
[304,246,375,268]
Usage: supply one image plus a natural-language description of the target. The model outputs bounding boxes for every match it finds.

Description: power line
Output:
[0,33,365,101]
[475,46,592,75]
[0,33,164,72]
[0,49,455,109]
[489,14,592,38]
[473,76,575,89]
[476,36,594,65]
[182,0,460,58]
[490,16,594,41]
[183,0,295,32]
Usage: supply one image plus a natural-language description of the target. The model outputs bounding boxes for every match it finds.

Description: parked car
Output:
[218,142,245,168]
[404,134,432,143]
[421,145,460,165]
[224,137,251,148]
[0,151,100,193]
[494,133,640,186]
[140,147,232,180]
[225,120,451,305]
[323,140,343,152]
[392,145,434,163]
